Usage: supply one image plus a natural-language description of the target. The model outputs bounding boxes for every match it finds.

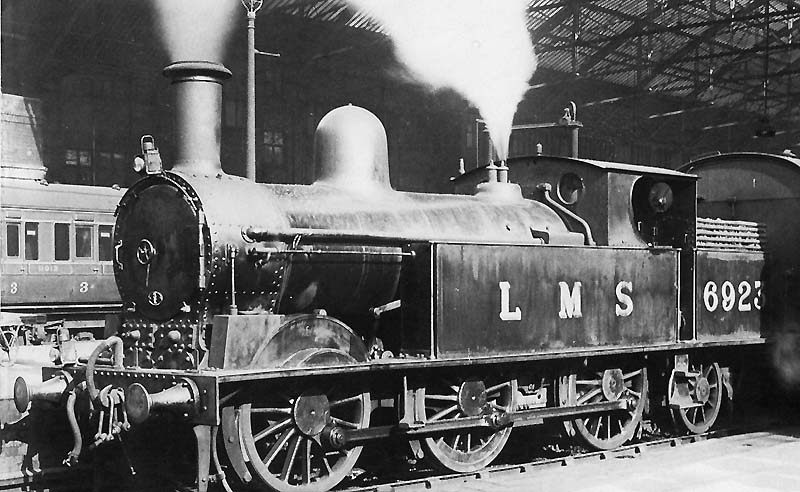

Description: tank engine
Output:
[11,61,769,492]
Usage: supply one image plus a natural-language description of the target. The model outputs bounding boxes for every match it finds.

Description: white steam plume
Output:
[151,0,240,63]
[346,0,537,161]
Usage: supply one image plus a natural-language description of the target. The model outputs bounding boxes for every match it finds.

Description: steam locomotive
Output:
[12,61,774,492]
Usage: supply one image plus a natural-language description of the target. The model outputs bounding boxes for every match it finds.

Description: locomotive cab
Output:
[630,173,696,248]
[453,156,697,248]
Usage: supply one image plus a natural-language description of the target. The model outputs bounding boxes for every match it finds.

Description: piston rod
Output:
[338,399,628,447]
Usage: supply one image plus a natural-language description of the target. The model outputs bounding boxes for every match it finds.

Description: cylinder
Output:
[163,61,232,175]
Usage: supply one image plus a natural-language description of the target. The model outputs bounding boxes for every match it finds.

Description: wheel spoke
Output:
[627,389,642,398]
[466,432,472,451]
[329,394,362,408]
[623,369,642,380]
[264,428,296,467]
[577,386,602,405]
[428,404,459,422]
[254,418,292,443]
[302,439,312,484]
[425,394,458,402]
[576,379,601,386]
[252,407,292,415]
[331,416,359,429]
[280,435,301,482]
[485,381,512,394]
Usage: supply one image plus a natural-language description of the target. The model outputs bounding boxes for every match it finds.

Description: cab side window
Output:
[99,225,113,261]
[55,223,70,260]
[76,225,93,258]
[6,223,20,257]
[24,222,39,260]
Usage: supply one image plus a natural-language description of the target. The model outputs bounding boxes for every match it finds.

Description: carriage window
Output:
[24,222,39,260]
[55,223,70,260]
[6,224,20,257]
[76,225,93,258]
[99,225,113,261]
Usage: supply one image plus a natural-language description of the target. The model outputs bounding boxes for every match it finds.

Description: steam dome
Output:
[313,105,391,191]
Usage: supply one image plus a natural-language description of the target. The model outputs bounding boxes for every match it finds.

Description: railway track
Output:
[0,413,791,492]
[339,418,786,492]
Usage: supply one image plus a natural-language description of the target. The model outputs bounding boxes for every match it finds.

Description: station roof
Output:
[2,1,798,135]
[265,0,800,135]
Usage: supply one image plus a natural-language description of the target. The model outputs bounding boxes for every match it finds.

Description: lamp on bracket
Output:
[242,0,264,181]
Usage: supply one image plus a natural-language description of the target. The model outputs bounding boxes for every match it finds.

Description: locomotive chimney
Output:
[163,61,232,175]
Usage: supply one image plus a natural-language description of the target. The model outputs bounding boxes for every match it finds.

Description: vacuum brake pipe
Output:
[211,426,235,492]
[64,382,86,466]
[536,183,596,246]
[245,226,432,246]
[86,336,124,401]
[244,226,553,247]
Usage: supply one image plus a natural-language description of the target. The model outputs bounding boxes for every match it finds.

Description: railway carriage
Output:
[10,61,772,492]
[1,178,124,335]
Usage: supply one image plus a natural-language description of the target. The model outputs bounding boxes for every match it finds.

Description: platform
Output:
[428,428,800,492]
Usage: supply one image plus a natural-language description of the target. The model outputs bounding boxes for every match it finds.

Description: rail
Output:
[344,420,781,492]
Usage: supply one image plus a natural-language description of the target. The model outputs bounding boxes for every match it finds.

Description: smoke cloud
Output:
[151,0,240,63]
[346,0,537,161]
